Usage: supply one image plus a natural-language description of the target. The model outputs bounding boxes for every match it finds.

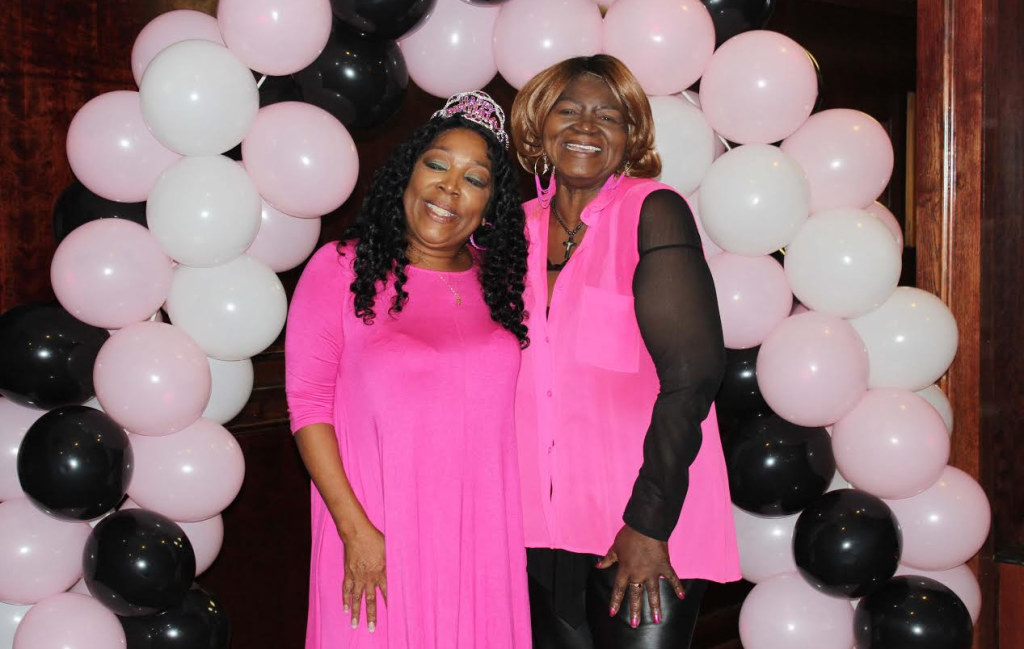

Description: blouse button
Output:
[544,336,550,343]
[546,390,553,397]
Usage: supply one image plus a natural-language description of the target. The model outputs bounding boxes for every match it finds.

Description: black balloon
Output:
[724,414,834,516]
[701,0,776,48]
[793,489,901,599]
[807,49,825,113]
[53,181,147,243]
[716,346,768,413]
[293,20,408,129]
[120,586,231,649]
[17,405,133,521]
[255,72,303,108]
[854,576,973,649]
[331,0,436,40]
[84,509,196,617]
[0,303,109,409]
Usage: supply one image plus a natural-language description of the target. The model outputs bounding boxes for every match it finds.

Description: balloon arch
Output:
[0,1,987,648]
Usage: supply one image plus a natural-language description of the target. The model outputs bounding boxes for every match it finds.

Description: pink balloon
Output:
[884,466,991,571]
[217,0,332,75]
[492,0,603,90]
[781,109,894,213]
[0,500,92,605]
[50,220,173,330]
[120,499,223,576]
[131,10,224,86]
[709,253,793,350]
[93,322,211,437]
[13,593,125,649]
[699,31,818,144]
[603,0,715,96]
[399,0,500,98]
[129,419,245,523]
[245,201,322,273]
[832,389,950,499]
[66,91,181,203]
[242,102,359,218]
[732,507,798,584]
[756,312,869,427]
[895,564,981,623]
[0,399,44,502]
[864,201,904,249]
[739,573,855,649]
[686,191,724,259]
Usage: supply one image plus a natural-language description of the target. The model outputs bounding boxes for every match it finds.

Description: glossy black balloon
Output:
[84,509,196,617]
[331,0,436,39]
[120,586,231,649]
[293,20,408,129]
[724,414,834,516]
[716,346,768,413]
[255,72,303,108]
[793,489,901,598]
[0,303,109,409]
[53,181,147,243]
[854,576,973,649]
[17,405,132,521]
[701,0,775,48]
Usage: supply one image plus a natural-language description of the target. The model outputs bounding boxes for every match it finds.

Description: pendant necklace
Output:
[552,206,585,262]
[437,273,462,306]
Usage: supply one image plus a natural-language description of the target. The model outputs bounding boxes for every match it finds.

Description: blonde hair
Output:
[510,55,661,179]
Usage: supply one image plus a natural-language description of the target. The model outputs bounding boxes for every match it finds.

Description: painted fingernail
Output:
[368,622,376,633]
[344,604,350,613]
[678,591,686,600]
[351,619,358,629]
[653,611,661,625]
[630,615,639,628]
[609,607,616,617]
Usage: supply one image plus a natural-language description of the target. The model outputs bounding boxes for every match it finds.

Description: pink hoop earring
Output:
[469,219,490,250]
[534,154,554,208]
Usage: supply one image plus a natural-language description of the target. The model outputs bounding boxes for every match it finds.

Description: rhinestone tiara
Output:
[431,90,509,149]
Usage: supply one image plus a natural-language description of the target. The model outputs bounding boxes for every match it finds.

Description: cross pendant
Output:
[563,238,575,261]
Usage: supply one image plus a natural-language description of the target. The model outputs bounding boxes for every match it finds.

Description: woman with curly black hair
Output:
[285,92,531,649]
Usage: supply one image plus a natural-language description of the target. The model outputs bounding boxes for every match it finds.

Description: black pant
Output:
[528,550,707,649]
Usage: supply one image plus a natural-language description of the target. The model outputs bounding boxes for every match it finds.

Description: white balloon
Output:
[140,40,258,156]
[202,358,254,424]
[915,384,954,434]
[699,144,810,256]
[165,255,287,361]
[784,209,902,318]
[0,601,31,647]
[147,156,262,267]
[732,507,798,584]
[739,573,855,649]
[848,287,958,391]
[894,564,981,623]
[650,95,716,196]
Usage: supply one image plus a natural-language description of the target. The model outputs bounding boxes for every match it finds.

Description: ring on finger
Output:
[629,582,643,589]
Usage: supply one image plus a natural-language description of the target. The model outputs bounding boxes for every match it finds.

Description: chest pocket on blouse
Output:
[574,285,641,373]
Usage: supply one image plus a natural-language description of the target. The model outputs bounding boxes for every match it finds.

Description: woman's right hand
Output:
[340,521,387,632]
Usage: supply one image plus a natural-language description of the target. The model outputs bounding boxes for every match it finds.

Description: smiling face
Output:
[542,74,628,194]
[403,127,493,257]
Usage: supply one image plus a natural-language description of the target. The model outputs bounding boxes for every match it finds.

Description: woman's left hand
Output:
[597,524,686,628]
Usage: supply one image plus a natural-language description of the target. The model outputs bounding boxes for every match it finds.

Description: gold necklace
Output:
[406,243,467,306]
[437,273,462,306]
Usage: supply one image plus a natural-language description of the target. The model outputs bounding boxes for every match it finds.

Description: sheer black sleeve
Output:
[622,189,726,541]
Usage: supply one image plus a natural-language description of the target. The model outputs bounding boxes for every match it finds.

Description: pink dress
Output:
[285,243,532,649]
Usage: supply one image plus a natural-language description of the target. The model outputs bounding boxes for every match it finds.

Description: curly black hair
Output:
[339,116,530,347]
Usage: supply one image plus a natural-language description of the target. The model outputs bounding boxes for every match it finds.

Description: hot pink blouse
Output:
[514,176,741,582]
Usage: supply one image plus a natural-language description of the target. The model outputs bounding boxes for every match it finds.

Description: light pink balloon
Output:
[686,191,724,259]
[131,10,224,86]
[699,31,818,145]
[243,102,359,218]
[832,389,950,499]
[884,466,991,571]
[129,419,245,523]
[399,0,500,98]
[245,201,322,273]
[864,201,904,249]
[93,322,211,437]
[709,253,793,350]
[0,399,44,502]
[895,563,981,623]
[217,0,332,76]
[732,507,798,584]
[119,499,223,576]
[780,109,895,213]
[0,500,92,605]
[756,312,869,427]
[65,91,181,203]
[492,0,603,90]
[13,593,125,649]
[603,0,715,96]
[50,220,173,330]
[739,573,855,649]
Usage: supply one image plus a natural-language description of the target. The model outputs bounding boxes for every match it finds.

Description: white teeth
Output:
[566,143,601,153]
[427,203,455,218]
